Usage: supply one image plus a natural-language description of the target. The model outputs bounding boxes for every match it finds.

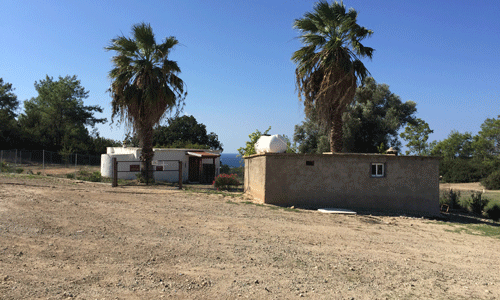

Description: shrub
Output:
[15,168,23,174]
[484,202,500,221]
[90,171,102,182]
[79,171,102,182]
[482,170,500,190]
[466,191,489,215]
[78,169,91,176]
[67,174,75,179]
[213,174,241,191]
[439,189,461,209]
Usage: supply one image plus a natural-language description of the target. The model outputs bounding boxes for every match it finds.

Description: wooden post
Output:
[112,158,118,187]
[213,157,216,183]
[178,161,183,189]
[199,158,202,183]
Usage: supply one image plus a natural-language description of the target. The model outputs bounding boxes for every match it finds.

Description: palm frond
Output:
[292,1,373,152]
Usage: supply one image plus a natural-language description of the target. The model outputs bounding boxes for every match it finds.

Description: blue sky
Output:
[2,0,499,153]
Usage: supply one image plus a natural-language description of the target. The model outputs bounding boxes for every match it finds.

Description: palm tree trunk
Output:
[329,110,344,153]
[139,125,154,185]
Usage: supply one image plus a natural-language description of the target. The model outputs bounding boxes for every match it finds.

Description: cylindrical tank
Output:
[255,134,287,154]
[101,154,113,178]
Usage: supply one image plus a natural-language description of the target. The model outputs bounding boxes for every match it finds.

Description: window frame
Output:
[371,163,385,178]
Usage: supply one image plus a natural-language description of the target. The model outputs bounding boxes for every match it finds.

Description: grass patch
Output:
[439,222,500,238]
[459,190,500,204]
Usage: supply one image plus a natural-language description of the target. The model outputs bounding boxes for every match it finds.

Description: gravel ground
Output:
[0,174,499,299]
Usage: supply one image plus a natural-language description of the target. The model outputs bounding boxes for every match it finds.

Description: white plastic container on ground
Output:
[255,134,287,154]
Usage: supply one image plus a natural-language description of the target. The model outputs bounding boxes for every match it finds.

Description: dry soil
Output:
[0,175,499,299]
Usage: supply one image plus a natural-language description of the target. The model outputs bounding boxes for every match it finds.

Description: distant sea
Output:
[220,153,244,168]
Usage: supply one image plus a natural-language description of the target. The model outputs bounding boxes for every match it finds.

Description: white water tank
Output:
[255,134,288,154]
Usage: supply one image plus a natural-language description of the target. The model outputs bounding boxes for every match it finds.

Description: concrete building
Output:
[244,152,440,216]
[101,147,220,183]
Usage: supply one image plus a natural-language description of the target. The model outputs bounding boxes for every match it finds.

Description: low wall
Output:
[244,153,440,216]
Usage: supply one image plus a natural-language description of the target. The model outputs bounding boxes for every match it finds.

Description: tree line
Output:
[0,76,118,156]
[0,76,222,159]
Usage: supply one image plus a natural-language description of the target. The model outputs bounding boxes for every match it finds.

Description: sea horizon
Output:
[219,153,243,168]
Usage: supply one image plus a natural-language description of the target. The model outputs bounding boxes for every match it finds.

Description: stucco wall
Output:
[244,153,440,216]
[102,147,220,182]
[244,155,267,203]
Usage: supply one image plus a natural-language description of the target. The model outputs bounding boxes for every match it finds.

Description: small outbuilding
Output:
[244,152,440,216]
[101,147,221,183]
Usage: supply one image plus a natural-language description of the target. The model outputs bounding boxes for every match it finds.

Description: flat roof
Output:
[243,152,440,160]
[186,151,221,158]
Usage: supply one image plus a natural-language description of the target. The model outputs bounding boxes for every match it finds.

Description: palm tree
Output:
[106,23,186,184]
[292,1,374,153]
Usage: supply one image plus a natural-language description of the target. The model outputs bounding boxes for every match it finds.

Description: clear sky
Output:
[2,0,499,153]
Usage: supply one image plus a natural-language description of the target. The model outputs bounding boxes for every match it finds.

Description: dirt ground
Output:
[0,175,499,300]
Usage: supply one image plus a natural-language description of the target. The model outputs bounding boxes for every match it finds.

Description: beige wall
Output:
[244,153,440,216]
[244,155,267,203]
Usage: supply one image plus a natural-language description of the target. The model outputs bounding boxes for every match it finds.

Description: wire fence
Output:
[0,149,101,167]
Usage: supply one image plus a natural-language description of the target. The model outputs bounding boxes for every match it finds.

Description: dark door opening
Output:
[188,157,201,182]
[201,163,215,184]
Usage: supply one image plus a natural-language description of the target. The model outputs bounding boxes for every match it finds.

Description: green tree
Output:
[343,77,417,153]
[237,126,271,157]
[153,115,223,150]
[106,23,186,185]
[0,78,20,148]
[431,131,474,160]
[294,78,416,154]
[292,0,374,153]
[18,75,106,153]
[400,118,434,155]
[88,129,121,155]
[0,78,19,118]
[474,116,500,158]
[293,116,330,154]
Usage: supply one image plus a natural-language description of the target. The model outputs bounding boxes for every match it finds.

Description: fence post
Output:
[178,161,183,189]
[112,158,118,187]
[19,150,22,165]
[1,150,2,163]
[43,150,45,171]
[15,149,17,165]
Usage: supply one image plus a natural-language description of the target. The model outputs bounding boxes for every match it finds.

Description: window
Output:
[155,166,163,171]
[306,161,314,166]
[130,164,140,172]
[371,163,384,177]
